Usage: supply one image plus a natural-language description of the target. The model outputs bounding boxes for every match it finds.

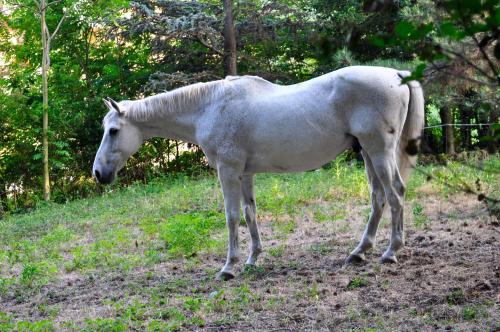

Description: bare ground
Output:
[2,193,499,331]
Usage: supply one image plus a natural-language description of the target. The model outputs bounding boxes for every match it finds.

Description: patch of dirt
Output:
[2,193,499,331]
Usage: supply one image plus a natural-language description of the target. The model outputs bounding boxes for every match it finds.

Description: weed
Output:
[309,242,334,255]
[413,203,429,229]
[462,307,478,321]
[83,318,127,332]
[234,284,254,305]
[242,264,266,278]
[265,295,285,309]
[206,289,227,313]
[268,244,285,257]
[347,277,368,290]
[157,307,186,322]
[271,219,296,238]
[447,289,466,305]
[183,297,202,312]
[309,282,320,300]
[160,211,225,257]
[379,279,390,290]
[0,312,15,331]
[188,315,205,327]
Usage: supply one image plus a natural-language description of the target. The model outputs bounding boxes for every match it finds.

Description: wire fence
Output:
[423,123,495,129]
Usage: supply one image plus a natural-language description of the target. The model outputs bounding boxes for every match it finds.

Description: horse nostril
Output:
[94,170,101,181]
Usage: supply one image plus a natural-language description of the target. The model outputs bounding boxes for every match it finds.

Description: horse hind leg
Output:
[352,126,406,264]
[346,150,386,264]
[369,151,405,263]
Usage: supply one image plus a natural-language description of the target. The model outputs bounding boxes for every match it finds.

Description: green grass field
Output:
[0,156,499,331]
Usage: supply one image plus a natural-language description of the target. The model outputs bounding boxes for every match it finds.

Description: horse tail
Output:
[397,71,424,184]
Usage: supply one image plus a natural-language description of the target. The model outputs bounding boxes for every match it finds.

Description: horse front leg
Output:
[241,174,262,266]
[216,163,243,281]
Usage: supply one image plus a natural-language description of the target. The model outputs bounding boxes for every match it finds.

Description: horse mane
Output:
[121,79,229,122]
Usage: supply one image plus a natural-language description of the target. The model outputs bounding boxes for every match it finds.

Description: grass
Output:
[412,202,429,229]
[346,277,369,290]
[0,155,498,330]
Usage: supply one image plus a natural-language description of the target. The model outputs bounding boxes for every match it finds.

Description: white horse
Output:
[93,66,424,280]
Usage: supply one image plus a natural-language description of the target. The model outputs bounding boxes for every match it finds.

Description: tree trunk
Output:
[422,107,435,153]
[175,140,180,171]
[223,0,237,76]
[439,106,456,155]
[487,107,498,154]
[460,89,478,151]
[458,104,471,151]
[41,0,50,201]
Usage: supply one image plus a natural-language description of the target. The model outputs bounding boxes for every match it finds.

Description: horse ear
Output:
[104,97,122,115]
[108,98,122,115]
[103,98,112,110]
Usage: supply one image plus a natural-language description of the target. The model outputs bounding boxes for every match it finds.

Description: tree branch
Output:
[441,47,497,83]
[0,0,38,11]
[49,10,66,41]
[43,19,50,40]
[47,0,62,6]
[472,34,498,79]
[424,62,496,88]
[195,33,223,56]
[41,0,62,11]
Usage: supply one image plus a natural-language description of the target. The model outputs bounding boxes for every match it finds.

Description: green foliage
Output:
[0,0,497,216]
[1,0,426,214]
[267,244,285,258]
[0,311,55,332]
[447,288,466,305]
[462,307,478,321]
[370,1,498,155]
[82,318,127,332]
[412,203,429,229]
[160,211,225,257]
[347,276,368,289]
[0,0,153,211]
[372,0,499,84]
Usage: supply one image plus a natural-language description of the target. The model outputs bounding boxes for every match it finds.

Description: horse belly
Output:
[245,134,351,173]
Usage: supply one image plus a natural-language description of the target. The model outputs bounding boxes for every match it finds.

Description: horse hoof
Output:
[216,271,235,281]
[345,253,366,265]
[380,255,397,264]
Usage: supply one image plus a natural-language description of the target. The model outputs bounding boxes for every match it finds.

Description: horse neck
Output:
[130,82,224,144]
[136,108,199,143]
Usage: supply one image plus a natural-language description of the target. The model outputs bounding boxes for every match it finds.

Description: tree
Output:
[2,0,67,201]
[3,0,494,212]
[39,0,66,201]
[0,0,135,210]
[370,0,499,153]
[223,0,237,76]
[439,106,456,155]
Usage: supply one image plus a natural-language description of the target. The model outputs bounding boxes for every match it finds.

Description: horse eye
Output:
[109,128,119,136]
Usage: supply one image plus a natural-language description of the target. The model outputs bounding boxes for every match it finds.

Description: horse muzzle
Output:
[93,168,115,184]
